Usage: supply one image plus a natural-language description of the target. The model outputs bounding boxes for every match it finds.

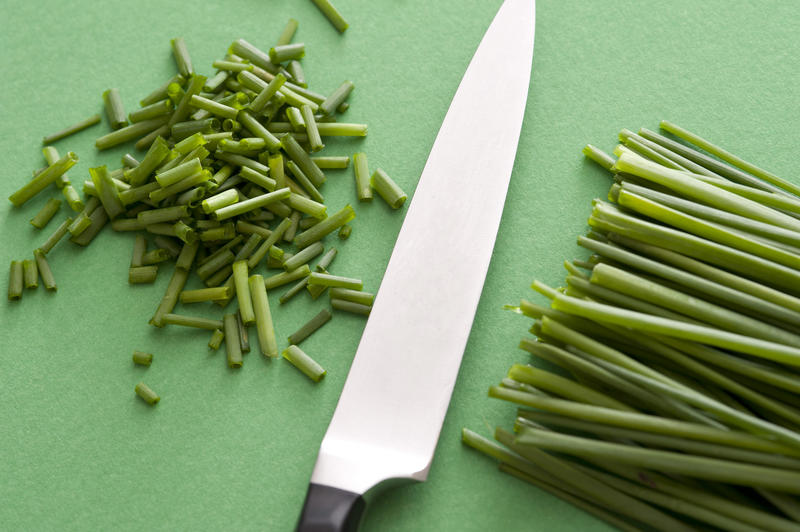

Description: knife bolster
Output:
[296,482,365,532]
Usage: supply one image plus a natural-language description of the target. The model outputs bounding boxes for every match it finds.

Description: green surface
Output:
[2,1,799,530]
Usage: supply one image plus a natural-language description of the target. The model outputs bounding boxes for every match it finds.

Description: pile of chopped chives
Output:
[7,20,402,400]
[465,121,800,530]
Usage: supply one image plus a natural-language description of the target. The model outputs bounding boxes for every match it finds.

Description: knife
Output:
[296,1,535,529]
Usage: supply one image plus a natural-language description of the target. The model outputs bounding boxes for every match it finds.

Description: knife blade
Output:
[296,1,535,530]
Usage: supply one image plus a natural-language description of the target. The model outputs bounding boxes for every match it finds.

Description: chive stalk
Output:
[30,198,62,229]
[8,261,23,300]
[163,313,224,330]
[248,274,278,357]
[370,168,406,209]
[287,309,332,345]
[135,382,160,405]
[42,114,101,145]
[224,313,243,368]
[132,351,153,366]
[352,153,373,201]
[330,299,371,316]
[208,329,225,350]
[9,152,78,207]
[95,117,169,150]
[103,88,128,130]
[179,286,230,303]
[33,250,56,291]
[282,345,326,382]
[311,0,349,33]
[294,204,355,248]
[22,259,38,289]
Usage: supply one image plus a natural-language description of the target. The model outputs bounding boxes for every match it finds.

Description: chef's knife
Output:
[296,0,535,529]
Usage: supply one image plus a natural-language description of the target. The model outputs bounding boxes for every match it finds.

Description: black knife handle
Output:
[295,483,366,532]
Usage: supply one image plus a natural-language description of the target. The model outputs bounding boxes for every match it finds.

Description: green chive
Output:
[163,313,224,330]
[307,272,362,290]
[129,99,173,123]
[212,187,291,221]
[236,111,282,152]
[103,88,128,130]
[167,74,207,128]
[300,104,324,152]
[69,207,107,246]
[319,81,354,116]
[9,152,78,207]
[239,166,277,191]
[268,43,305,64]
[22,259,38,289]
[287,309,332,345]
[277,18,299,46]
[201,189,239,213]
[353,152,373,201]
[281,134,326,187]
[247,218,292,269]
[337,225,351,239]
[370,168,406,209]
[288,61,306,88]
[294,204,355,249]
[264,264,311,290]
[212,60,253,72]
[189,94,239,120]
[316,123,367,137]
[8,261,23,300]
[179,286,230,303]
[89,166,125,220]
[282,345,326,382]
[95,117,169,150]
[328,287,374,306]
[124,137,170,187]
[30,198,62,229]
[135,382,160,405]
[311,0,349,33]
[38,216,74,254]
[132,351,153,366]
[230,39,278,75]
[224,313,243,368]
[246,274,277,357]
[283,241,324,271]
[129,266,158,284]
[312,156,350,169]
[33,249,56,291]
[171,37,194,77]
[140,74,185,106]
[231,260,254,325]
[330,299,371,316]
[286,193,327,219]
[130,234,147,268]
[208,329,225,350]
[42,114,101,145]
[150,267,189,327]
[286,161,324,202]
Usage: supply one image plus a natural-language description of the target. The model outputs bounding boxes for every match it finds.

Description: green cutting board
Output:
[3,1,799,530]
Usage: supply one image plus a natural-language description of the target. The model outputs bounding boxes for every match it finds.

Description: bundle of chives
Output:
[5,26,407,405]
[466,121,800,531]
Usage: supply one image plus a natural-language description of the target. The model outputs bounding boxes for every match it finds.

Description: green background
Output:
[2,1,798,530]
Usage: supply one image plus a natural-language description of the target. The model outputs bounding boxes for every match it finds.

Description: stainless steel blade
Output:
[311,0,535,495]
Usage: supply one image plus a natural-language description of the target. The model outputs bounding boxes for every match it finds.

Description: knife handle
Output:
[295,483,366,532]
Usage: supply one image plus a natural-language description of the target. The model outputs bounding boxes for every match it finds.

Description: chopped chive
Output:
[39,216,74,254]
[282,345,326,382]
[230,39,279,75]
[286,193,327,219]
[269,43,305,64]
[201,188,239,213]
[167,82,186,105]
[204,71,229,93]
[208,328,225,350]
[131,234,147,267]
[61,185,84,212]
[279,85,319,111]
[316,123,367,137]
[280,241,323,272]
[121,153,140,168]
[246,274,277,357]
[287,309,332,345]
[301,104,324,152]
[155,157,202,187]
[170,117,220,141]
[134,125,170,151]
[153,237,182,259]
[312,156,350,169]
[8,261,23,300]
[288,61,306,88]
[337,225,351,239]
[299,216,321,230]
[112,218,146,231]
[224,313,243,368]
[30,198,62,229]
[239,166,277,191]
[140,74,185,106]
[129,266,158,284]
[311,0,349,33]
[167,74,207,128]
[129,99,173,123]
[150,267,189,327]
[103,88,128,130]
[137,205,190,226]
[9,152,78,207]
[286,161,324,202]
[307,272,362,290]
[212,60,253,72]
[22,259,38,289]
[95,116,169,150]
[352,152,373,201]
[196,250,235,281]
[236,311,251,353]
[328,287,374,306]
[277,18,299,46]
[132,350,153,366]
[42,114,101,145]
[189,94,239,120]
[33,249,56,291]
[319,81,354,116]
[248,218,292,269]
[287,106,306,131]
[294,204,355,248]
[279,277,310,304]
[582,144,616,171]
[280,134,326,187]
[212,187,291,221]
[264,264,311,290]
[237,111,282,152]
[171,37,194,77]
[330,299,371,316]
[370,168,406,209]
[163,313,224,330]
[89,166,125,219]
[135,382,160,405]
[232,260,255,325]
[179,286,230,303]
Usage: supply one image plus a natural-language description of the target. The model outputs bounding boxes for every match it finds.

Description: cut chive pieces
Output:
[30,198,62,229]
[307,272,362,290]
[311,0,349,33]
[286,194,327,219]
[103,88,128,130]
[179,286,230,303]
[153,236,182,259]
[33,249,56,291]
[171,37,194,77]
[281,134,326,187]
[370,168,406,209]
[162,313,224,330]
[286,161,324,202]
[22,259,38,289]
[135,382,160,405]
[352,152,372,201]
[202,189,239,213]
[155,157,203,187]
[287,309,332,345]
[328,287,374,306]
[212,60,253,72]
[264,264,311,290]
[140,74,185,106]
[42,114,101,145]
[95,117,169,150]
[224,313,243,368]
[276,18,299,46]
[269,43,305,64]
[69,207,107,246]
[129,266,158,284]
[312,156,350,169]
[208,329,224,350]
[294,204,355,248]
[132,351,153,366]
[189,94,239,120]
[9,151,78,207]
[282,345,326,382]
[233,260,255,325]
[319,80,354,116]
[131,234,147,267]
[301,104,324,152]
[316,123,367,136]
[288,61,306,87]
[337,225,351,239]
[89,166,125,220]
[8,261,23,300]
[331,299,371,316]
[39,216,74,254]
[150,268,189,327]
[212,187,291,221]
[237,312,250,353]
[237,111,282,152]
[230,39,279,75]
[124,137,170,186]
[129,99,173,123]
[283,241,324,271]
[248,274,278,357]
